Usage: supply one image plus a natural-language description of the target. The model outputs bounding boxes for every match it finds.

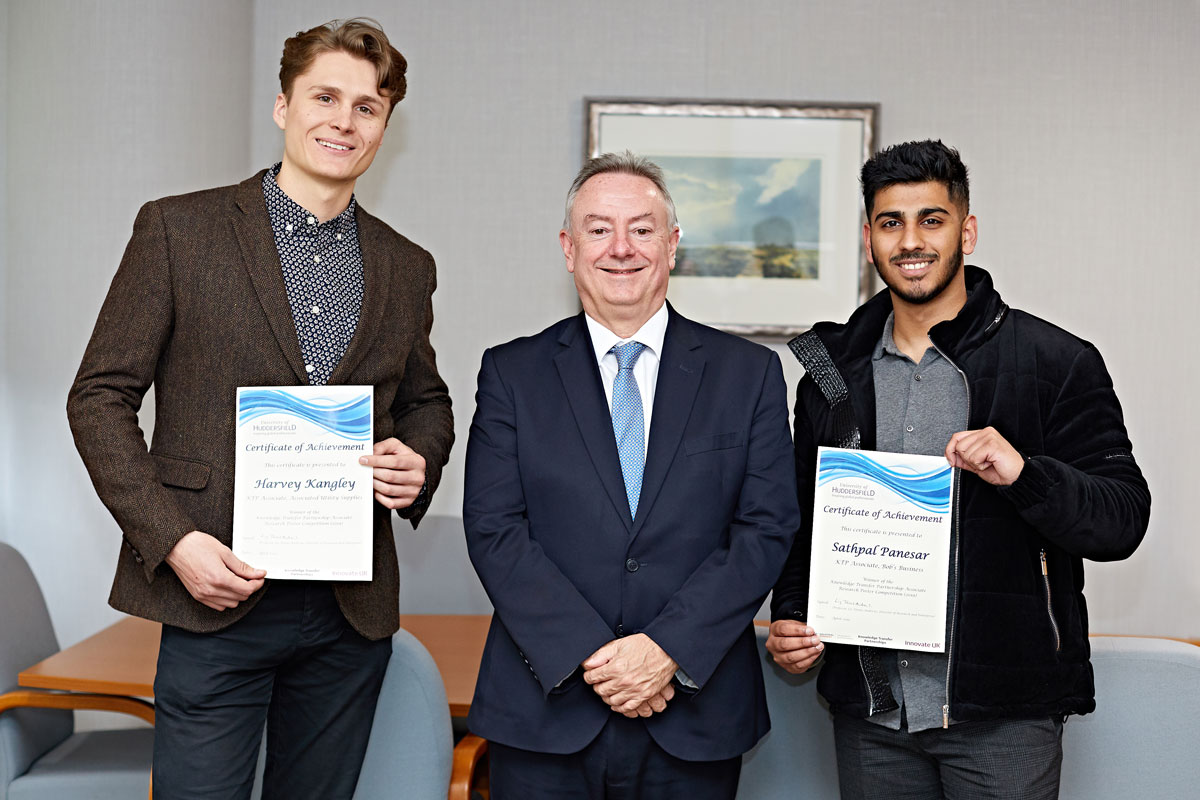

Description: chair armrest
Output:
[0,689,155,725]
[449,734,488,800]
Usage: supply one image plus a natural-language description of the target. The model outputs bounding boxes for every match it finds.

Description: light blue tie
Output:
[610,342,647,520]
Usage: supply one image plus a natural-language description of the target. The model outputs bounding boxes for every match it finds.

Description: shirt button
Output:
[906,424,914,432]
[313,255,321,263]
[336,233,343,241]
[305,364,315,373]
[625,558,640,573]
[285,223,293,233]
[914,374,922,381]
[311,305,321,315]
[307,216,316,225]
[900,659,909,668]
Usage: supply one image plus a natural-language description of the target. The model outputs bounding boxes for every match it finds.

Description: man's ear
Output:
[961,215,978,256]
[272,92,289,131]
[862,223,875,265]
[560,229,576,274]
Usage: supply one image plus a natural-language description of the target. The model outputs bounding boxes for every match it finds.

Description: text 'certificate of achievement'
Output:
[233,386,374,581]
[807,447,953,652]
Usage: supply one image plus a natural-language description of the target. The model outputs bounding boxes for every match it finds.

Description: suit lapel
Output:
[329,208,393,384]
[554,316,635,532]
[232,174,308,383]
[632,309,704,540]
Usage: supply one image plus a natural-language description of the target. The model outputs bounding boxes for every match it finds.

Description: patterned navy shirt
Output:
[262,164,364,386]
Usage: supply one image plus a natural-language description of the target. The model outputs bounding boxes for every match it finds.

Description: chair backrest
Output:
[0,543,73,796]
[737,626,840,799]
[352,628,453,800]
[1059,636,1200,799]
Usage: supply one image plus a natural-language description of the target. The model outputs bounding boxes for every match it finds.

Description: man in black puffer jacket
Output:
[766,140,1150,800]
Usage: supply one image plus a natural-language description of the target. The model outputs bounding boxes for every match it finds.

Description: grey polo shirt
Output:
[870,313,967,731]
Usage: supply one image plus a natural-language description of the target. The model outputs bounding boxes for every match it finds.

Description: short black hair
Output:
[861,140,969,218]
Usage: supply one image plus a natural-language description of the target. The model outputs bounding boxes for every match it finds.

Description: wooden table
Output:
[18,613,491,718]
[19,616,159,698]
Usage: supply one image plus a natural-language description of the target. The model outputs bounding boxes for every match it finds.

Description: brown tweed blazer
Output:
[67,171,454,639]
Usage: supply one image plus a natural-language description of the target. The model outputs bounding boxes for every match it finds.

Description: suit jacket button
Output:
[625,558,639,573]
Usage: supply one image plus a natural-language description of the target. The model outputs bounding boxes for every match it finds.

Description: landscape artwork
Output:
[652,155,823,281]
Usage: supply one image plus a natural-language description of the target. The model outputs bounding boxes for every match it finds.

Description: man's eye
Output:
[634,228,652,236]
[317,95,334,103]
[357,106,373,115]
[922,218,943,226]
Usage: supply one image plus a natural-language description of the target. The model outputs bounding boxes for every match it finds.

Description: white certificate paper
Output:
[807,447,954,652]
[233,385,374,581]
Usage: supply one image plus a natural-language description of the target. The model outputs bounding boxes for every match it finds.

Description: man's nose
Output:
[899,223,923,252]
[331,105,355,132]
[608,230,634,258]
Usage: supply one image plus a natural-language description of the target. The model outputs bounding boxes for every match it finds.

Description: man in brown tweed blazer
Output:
[66,19,453,800]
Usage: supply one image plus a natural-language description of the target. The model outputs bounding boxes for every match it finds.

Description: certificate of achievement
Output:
[233,386,374,581]
[807,447,954,652]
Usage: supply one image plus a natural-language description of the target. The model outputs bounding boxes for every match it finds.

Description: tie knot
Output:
[611,341,646,371]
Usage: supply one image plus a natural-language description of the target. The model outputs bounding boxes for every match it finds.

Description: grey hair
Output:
[562,151,679,232]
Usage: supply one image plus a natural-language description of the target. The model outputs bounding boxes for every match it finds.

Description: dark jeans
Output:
[152,581,391,800]
[834,713,1064,800]
[489,714,741,800]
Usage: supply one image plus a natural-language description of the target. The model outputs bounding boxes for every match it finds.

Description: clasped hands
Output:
[166,437,424,611]
[582,633,677,719]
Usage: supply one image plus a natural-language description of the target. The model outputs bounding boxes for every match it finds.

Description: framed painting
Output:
[586,99,878,336]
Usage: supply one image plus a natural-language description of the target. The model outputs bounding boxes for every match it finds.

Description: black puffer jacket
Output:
[772,266,1150,721]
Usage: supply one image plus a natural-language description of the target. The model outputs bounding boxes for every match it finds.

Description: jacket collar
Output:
[233,171,308,383]
[813,265,1007,371]
[231,170,392,385]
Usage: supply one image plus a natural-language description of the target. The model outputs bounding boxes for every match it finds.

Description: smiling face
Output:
[560,172,681,338]
[865,181,977,312]
[272,49,388,205]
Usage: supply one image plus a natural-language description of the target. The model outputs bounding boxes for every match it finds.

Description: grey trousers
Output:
[834,713,1064,800]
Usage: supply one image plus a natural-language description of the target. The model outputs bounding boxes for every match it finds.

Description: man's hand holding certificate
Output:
[233,386,374,580]
[806,446,954,652]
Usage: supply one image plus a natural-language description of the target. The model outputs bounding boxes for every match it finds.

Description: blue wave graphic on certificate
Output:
[238,389,372,441]
[818,451,951,513]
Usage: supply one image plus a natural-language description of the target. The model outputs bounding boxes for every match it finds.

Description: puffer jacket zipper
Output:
[932,341,967,729]
[1040,549,1061,652]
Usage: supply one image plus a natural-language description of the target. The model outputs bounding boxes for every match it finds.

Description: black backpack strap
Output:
[787,330,898,715]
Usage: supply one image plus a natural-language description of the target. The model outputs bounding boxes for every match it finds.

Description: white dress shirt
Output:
[584,302,668,451]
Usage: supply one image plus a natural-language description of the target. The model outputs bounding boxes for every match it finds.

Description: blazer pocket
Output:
[684,431,743,455]
[151,453,212,490]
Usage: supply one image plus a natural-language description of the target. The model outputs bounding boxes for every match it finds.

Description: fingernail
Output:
[359,456,368,465]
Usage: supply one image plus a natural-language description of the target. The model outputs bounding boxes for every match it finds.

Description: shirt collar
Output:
[584,302,669,366]
[874,312,899,361]
[875,311,945,366]
[262,163,357,236]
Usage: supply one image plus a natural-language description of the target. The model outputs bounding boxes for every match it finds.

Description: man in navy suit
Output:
[463,152,802,798]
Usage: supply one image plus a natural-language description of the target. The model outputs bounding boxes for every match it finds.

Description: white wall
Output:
[4,0,254,646]
[1,0,10,559]
[4,0,1196,649]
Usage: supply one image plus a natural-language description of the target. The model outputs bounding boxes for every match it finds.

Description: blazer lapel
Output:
[329,208,393,385]
[232,174,308,383]
[632,308,704,539]
[554,315,635,532]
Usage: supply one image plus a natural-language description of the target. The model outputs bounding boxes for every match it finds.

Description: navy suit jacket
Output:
[463,307,800,761]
